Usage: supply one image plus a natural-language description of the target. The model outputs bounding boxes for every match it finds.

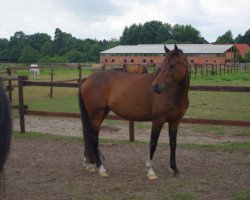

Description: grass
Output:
[179,142,250,151]
[13,131,250,152]
[232,189,250,200]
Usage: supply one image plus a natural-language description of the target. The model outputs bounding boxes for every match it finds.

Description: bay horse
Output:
[79,45,189,179]
[123,64,148,74]
[0,80,12,196]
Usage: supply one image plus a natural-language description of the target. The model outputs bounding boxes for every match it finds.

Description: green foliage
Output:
[235,29,250,45]
[232,189,250,200]
[19,45,41,63]
[120,21,207,45]
[215,30,234,44]
[1,25,249,63]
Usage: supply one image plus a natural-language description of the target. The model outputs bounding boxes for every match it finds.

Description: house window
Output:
[191,60,194,63]
[213,60,216,63]
[131,59,134,63]
[150,59,154,63]
[124,59,127,63]
[205,60,208,63]
[143,59,146,63]
[112,59,115,62]
[105,59,108,62]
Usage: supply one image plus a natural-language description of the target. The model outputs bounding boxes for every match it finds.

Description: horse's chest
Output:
[153,97,188,121]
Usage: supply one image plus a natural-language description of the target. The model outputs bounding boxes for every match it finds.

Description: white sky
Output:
[0,0,249,43]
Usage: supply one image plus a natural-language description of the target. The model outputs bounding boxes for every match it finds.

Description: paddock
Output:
[1,65,250,199]
[6,119,250,199]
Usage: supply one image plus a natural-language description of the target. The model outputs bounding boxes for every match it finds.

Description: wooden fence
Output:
[6,75,248,142]
[189,63,249,79]
[1,64,83,102]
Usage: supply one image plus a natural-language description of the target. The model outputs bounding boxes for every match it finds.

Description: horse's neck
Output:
[172,75,190,103]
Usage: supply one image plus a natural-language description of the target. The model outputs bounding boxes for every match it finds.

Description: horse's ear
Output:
[174,44,179,54]
[164,45,170,54]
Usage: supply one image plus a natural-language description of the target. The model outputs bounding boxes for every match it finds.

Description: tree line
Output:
[0,20,249,63]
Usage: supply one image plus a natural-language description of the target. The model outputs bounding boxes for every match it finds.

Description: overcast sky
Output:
[0,0,249,43]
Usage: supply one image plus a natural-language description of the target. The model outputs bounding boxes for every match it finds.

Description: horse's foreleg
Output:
[169,121,180,177]
[83,156,96,173]
[146,121,163,180]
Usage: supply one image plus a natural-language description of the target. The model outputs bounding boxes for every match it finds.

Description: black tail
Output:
[78,81,100,165]
[0,81,12,172]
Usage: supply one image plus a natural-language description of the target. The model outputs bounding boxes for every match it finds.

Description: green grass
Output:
[13,131,250,152]
[232,189,250,200]
[179,142,250,151]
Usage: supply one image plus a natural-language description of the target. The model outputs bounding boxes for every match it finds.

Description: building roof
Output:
[100,44,235,54]
[234,44,250,57]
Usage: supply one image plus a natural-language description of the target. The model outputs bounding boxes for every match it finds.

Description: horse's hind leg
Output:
[146,120,163,180]
[90,109,110,177]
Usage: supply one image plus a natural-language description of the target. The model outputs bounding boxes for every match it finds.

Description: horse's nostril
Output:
[152,83,158,90]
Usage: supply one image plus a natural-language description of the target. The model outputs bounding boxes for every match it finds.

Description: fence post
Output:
[194,64,197,79]
[206,65,208,78]
[200,64,203,77]
[129,121,135,142]
[50,66,54,99]
[78,64,82,83]
[18,76,28,133]
[7,67,12,103]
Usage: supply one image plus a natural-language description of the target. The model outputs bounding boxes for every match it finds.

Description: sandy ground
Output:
[13,115,250,144]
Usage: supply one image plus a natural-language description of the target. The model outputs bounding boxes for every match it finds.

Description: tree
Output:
[235,29,250,44]
[156,23,172,43]
[0,39,10,61]
[41,41,54,56]
[27,33,52,51]
[141,21,164,44]
[171,24,206,43]
[120,24,142,45]
[215,30,234,44]
[9,31,28,61]
[53,28,64,54]
[19,45,41,63]
[64,49,83,62]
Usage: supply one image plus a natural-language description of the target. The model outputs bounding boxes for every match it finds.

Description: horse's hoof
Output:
[147,174,158,180]
[174,172,182,178]
[99,171,109,177]
[86,167,96,173]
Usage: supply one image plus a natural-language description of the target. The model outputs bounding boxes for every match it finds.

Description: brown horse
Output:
[79,45,189,179]
[123,64,148,74]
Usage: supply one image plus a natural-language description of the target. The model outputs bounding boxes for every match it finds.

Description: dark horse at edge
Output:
[79,45,189,179]
[0,80,12,196]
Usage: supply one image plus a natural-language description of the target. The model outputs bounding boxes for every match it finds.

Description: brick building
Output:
[100,44,240,66]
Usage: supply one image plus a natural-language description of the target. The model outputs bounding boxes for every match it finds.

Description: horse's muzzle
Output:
[152,83,166,94]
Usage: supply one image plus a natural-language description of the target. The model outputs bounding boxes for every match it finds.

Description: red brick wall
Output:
[100,54,230,66]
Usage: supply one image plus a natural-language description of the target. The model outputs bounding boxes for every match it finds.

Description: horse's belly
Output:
[109,98,152,121]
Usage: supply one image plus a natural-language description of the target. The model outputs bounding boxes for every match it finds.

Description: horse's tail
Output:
[0,82,12,172]
[78,80,100,164]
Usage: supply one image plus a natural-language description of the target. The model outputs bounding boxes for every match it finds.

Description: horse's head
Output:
[152,44,189,94]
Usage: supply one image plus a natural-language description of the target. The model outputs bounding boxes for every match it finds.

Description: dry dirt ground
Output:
[2,116,250,199]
